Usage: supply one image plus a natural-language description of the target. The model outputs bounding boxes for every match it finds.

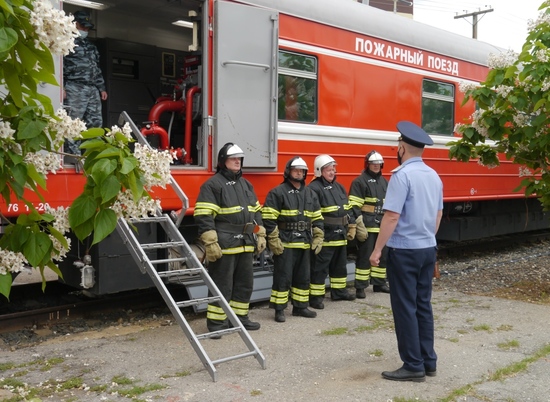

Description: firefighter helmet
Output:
[284,156,308,181]
[217,142,244,172]
[313,154,337,177]
[365,150,384,170]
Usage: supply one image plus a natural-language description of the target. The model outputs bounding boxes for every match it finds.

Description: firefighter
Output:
[349,150,390,298]
[262,156,324,322]
[308,155,357,309]
[194,143,266,336]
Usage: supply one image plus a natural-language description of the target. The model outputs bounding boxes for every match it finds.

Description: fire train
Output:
[3,0,549,297]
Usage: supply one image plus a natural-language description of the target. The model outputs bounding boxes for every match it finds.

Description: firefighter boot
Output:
[373,283,390,293]
[238,315,261,331]
[356,288,367,299]
[309,296,325,310]
[275,310,286,323]
[331,289,356,301]
[207,318,229,340]
[292,307,317,318]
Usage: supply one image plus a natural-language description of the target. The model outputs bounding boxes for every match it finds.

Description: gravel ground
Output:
[434,238,550,304]
[1,239,550,401]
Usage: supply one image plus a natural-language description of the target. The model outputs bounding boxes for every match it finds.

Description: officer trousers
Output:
[310,245,348,302]
[355,232,388,288]
[387,247,438,372]
[270,248,310,310]
[206,252,254,331]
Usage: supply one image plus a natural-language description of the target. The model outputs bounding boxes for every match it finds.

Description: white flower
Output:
[0,248,29,275]
[24,152,62,175]
[29,0,79,56]
[487,50,518,69]
[110,189,161,220]
[134,143,174,190]
[0,121,16,140]
[45,206,71,233]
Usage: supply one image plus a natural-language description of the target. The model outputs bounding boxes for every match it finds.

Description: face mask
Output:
[396,148,404,165]
[78,30,88,39]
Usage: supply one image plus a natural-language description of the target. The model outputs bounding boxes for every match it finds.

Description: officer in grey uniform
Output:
[63,10,108,155]
[370,121,443,383]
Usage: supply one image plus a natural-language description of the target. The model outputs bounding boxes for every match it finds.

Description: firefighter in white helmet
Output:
[262,156,324,323]
[194,143,266,337]
[308,154,356,309]
[349,150,390,297]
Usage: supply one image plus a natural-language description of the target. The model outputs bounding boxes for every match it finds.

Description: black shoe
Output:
[292,307,317,318]
[373,284,390,293]
[310,301,325,310]
[239,316,261,331]
[381,367,426,382]
[275,310,286,323]
[356,288,366,299]
[425,368,437,377]
[332,292,356,301]
[210,333,222,340]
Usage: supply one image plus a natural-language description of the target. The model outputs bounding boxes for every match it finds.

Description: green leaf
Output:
[69,194,98,228]
[3,61,23,107]
[100,175,122,204]
[72,218,95,242]
[91,158,117,185]
[92,209,118,245]
[46,261,63,280]
[23,231,52,267]
[119,157,138,174]
[25,162,47,190]
[80,127,106,139]
[0,273,12,301]
[0,26,18,53]
[16,116,48,140]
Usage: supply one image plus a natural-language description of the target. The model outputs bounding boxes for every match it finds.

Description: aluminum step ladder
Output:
[115,112,266,382]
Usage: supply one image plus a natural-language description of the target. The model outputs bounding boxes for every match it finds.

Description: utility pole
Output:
[454,7,494,39]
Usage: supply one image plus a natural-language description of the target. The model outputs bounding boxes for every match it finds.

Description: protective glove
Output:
[199,230,223,262]
[311,227,324,255]
[255,225,267,255]
[267,227,284,255]
[346,223,357,241]
[355,215,368,242]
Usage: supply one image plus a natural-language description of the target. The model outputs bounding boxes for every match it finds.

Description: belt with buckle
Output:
[278,221,311,231]
[216,221,257,234]
[323,216,349,226]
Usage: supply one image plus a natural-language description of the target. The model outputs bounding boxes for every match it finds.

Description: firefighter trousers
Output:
[270,248,310,310]
[355,232,388,289]
[206,252,254,331]
[310,245,349,303]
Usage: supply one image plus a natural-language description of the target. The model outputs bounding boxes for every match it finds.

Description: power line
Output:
[454,7,494,39]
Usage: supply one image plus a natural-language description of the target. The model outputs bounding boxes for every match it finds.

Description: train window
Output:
[421,79,454,135]
[277,51,317,123]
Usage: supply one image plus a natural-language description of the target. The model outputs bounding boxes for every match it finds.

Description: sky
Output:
[412,0,543,52]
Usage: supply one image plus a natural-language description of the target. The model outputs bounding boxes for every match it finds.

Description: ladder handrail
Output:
[118,111,188,227]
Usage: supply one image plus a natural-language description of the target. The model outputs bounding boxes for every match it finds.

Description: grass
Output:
[497,340,520,350]
[321,327,348,335]
[473,324,492,332]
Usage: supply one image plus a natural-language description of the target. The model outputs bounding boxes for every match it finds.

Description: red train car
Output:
[3,0,548,294]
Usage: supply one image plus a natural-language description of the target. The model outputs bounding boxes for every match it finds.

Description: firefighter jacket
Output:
[349,169,388,230]
[308,176,354,247]
[194,168,262,254]
[63,37,106,91]
[262,180,323,249]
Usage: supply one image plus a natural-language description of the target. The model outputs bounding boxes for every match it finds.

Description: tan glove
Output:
[267,227,284,255]
[256,225,267,254]
[311,227,324,255]
[200,230,223,262]
[355,215,368,242]
[346,224,356,241]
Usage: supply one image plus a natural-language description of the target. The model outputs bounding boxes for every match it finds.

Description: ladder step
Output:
[196,327,241,340]
[150,257,187,265]
[158,268,203,277]
[128,216,169,224]
[141,241,187,250]
[212,351,259,365]
[176,296,221,308]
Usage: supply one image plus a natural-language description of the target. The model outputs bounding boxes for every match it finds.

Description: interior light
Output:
[62,0,109,10]
[172,20,194,29]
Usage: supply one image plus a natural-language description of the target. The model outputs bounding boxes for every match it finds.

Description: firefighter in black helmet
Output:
[262,156,324,322]
[349,150,390,298]
[194,143,266,337]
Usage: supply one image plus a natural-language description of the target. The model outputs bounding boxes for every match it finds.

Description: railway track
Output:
[2,230,550,340]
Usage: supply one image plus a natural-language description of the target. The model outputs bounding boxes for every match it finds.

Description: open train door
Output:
[213,0,278,169]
